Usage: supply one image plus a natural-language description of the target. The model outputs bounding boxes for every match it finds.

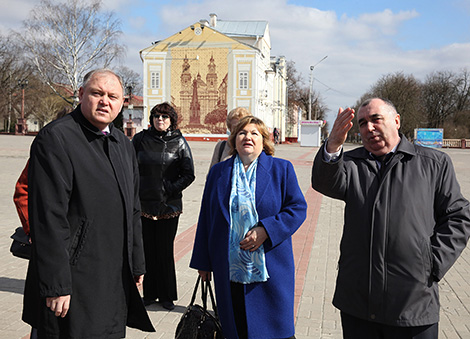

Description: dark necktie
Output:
[373,153,393,177]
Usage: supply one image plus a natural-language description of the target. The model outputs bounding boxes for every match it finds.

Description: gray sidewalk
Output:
[0,134,469,338]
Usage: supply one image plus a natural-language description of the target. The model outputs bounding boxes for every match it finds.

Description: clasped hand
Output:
[239,226,268,252]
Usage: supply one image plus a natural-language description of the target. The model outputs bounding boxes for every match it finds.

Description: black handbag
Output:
[10,227,31,260]
[175,276,224,339]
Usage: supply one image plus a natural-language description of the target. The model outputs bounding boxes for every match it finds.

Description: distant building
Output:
[122,94,145,133]
[140,13,287,140]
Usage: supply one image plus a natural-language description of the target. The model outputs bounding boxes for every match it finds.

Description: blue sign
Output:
[414,128,443,148]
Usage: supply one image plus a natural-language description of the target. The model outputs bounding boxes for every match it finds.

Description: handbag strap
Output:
[193,276,220,320]
[189,275,202,306]
[201,278,208,311]
[206,279,219,319]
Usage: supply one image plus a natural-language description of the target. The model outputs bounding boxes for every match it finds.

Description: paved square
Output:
[0,135,469,338]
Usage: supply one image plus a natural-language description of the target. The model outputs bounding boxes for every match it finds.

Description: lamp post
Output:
[125,82,136,138]
[308,55,328,120]
[126,82,135,118]
[16,78,29,135]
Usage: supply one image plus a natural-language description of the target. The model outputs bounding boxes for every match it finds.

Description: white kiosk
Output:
[300,120,324,147]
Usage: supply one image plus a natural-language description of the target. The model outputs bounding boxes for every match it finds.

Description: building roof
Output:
[214,20,268,37]
[124,95,143,107]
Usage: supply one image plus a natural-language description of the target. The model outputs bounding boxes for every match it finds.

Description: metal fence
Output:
[442,139,470,148]
[346,137,470,149]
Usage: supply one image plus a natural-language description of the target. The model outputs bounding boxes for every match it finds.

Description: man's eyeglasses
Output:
[153,114,170,120]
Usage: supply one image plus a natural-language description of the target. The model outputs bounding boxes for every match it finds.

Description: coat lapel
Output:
[216,157,234,226]
[256,152,272,206]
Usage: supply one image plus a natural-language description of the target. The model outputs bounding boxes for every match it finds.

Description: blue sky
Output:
[312,0,470,49]
[2,0,469,124]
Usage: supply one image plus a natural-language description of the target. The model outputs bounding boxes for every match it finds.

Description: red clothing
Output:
[13,160,29,234]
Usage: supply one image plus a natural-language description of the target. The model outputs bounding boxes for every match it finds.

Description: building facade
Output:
[140,14,287,140]
[122,94,145,134]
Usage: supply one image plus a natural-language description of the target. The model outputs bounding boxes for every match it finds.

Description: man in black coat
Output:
[312,98,470,339]
[22,69,155,338]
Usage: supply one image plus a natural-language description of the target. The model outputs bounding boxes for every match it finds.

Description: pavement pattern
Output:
[0,134,469,339]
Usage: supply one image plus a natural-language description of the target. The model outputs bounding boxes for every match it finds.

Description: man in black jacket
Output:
[23,69,155,338]
[312,98,470,339]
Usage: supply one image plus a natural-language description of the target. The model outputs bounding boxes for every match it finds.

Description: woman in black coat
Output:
[132,102,195,310]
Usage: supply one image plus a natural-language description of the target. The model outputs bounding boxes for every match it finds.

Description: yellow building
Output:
[140,14,287,140]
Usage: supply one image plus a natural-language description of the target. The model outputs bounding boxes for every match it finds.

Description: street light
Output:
[124,82,136,139]
[16,78,29,135]
[308,55,328,120]
[126,82,135,119]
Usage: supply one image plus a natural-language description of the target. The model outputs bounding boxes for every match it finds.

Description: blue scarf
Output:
[228,155,269,284]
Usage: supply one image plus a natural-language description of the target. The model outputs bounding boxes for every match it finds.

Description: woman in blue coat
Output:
[190,116,307,339]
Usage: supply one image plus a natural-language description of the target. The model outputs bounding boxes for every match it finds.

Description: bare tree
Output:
[453,69,470,113]
[367,72,424,138]
[285,60,328,137]
[422,71,460,128]
[0,34,17,131]
[438,69,470,138]
[355,70,470,139]
[117,66,143,96]
[449,108,470,138]
[16,0,125,106]
[286,60,326,120]
[30,83,71,129]
[0,33,35,132]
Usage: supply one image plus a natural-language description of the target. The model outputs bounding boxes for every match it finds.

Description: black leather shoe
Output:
[161,301,175,310]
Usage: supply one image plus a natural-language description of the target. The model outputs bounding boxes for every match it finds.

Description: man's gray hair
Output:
[360,98,398,116]
[81,69,124,90]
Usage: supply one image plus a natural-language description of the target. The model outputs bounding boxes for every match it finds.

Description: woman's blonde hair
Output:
[228,116,275,156]
[226,107,250,131]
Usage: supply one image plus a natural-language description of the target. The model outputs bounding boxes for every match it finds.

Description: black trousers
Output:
[340,312,438,339]
[230,282,296,339]
[142,216,179,302]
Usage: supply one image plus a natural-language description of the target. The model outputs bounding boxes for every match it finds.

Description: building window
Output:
[151,71,160,89]
[239,72,248,89]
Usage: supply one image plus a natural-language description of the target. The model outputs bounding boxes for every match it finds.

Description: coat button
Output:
[370,314,376,320]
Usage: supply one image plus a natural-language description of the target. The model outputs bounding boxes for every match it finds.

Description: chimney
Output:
[209,13,217,27]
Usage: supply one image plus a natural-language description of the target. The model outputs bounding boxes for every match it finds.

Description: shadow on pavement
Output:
[0,276,25,294]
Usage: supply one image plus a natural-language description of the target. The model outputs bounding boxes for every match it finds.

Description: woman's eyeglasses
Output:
[153,114,170,120]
